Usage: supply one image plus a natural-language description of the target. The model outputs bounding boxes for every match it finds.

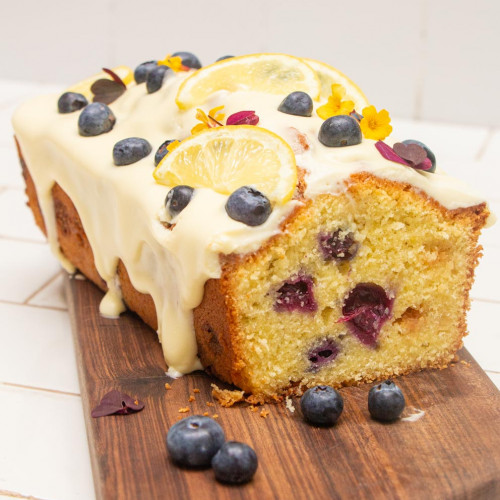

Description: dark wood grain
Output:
[66,275,500,500]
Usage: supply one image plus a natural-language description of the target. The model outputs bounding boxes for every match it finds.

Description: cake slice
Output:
[13,53,492,400]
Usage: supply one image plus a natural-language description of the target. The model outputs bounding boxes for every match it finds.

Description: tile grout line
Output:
[0,298,67,312]
[0,488,49,500]
[470,297,500,305]
[0,234,47,245]
[22,271,65,305]
[475,128,495,161]
[0,381,80,398]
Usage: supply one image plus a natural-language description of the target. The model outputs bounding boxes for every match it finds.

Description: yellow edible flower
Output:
[158,55,187,72]
[316,84,355,120]
[191,106,225,135]
[359,105,392,140]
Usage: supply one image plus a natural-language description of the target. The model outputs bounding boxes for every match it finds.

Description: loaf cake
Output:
[13,53,492,401]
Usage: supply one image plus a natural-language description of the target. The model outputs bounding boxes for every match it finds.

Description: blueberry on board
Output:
[402,139,436,172]
[155,139,176,166]
[211,441,258,484]
[368,380,406,421]
[134,60,157,84]
[318,115,362,147]
[78,102,116,137]
[278,91,313,117]
[216,55,234,62]
[172,51,202,69]
[300,385,344,426]
[225,186,272,226]
[146,66,171,94]
[165,185,195,218]
[57,92,88,114]
[113,137,152,166]
[166,415,225,468]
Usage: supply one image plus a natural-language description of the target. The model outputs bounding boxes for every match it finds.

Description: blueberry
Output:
[300,385,344,426]
[274,274,317,313]
[154,139,176,166]
[278,91,313,117]
[216,55,234,62]
[172,51,202,69]
[318,115,362,147]
[307,339,340,372]
[78,102,116,137]
[211,441,258,484]
[113,137,152,166]
[402,139,436,173]
[368,380,406,421]
[134,60,157,84]
[57,92,88,114]
[318,229,358,262]
[165,185,195,218]
[225,186,272,226]
[166,415,225,468]
[146,65,171,94]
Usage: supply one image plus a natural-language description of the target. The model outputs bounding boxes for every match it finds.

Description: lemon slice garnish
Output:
[67,65,134,100]
[175,53,321,110]
[154,126,298,204]
[302,58,370,111]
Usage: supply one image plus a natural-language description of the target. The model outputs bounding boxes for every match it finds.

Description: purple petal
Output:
[412,157,433,171]
[226,111,259,126]
[91,390,145,418]
[375,141,409,166]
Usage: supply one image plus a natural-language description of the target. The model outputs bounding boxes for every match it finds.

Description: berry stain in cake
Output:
[307,338,340,372]
[274,274,317,313]
[318,229,358,261]
[339,283,393,347]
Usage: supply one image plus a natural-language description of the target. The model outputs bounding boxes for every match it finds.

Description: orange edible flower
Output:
[316,84,355,120]
[158,54,189,72]
[359,105,392,140]
[191,105,225,134]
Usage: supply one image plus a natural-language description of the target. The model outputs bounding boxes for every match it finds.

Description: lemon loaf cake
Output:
[13,53,492,400]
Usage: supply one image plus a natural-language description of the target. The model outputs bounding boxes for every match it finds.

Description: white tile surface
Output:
[0,239,60,303]
[28,272,68,310]
[486,371,500,390]
[0,302,79,393]
[480,129,500,164]
[0,188,45,242]
[470,245,500,302]
[0,384,94,500]
[0,144,23,188]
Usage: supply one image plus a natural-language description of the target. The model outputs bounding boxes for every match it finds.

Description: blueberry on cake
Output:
[13,53,492,400]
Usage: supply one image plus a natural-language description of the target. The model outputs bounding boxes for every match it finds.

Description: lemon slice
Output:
[67,65,134,100]
[175,54,321,110]
[302,58,370,111]
[154,126,297,203]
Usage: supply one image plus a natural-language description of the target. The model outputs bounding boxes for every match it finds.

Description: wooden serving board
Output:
[66,276,500,500]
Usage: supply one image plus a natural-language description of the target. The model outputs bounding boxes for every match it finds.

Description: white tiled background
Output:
[1,2,500,498]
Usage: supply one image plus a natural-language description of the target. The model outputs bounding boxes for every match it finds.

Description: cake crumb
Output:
[203,411,209,416]
[211,383,245,408]
[188,395,195,402]
[285,396,295,413]
[177,415,182,420]
[206,402,215,407]
[193,388,200,393]
[178,407,190,413]
[260,409,270,418]
[164,383,172,390]
[249,405,259,412]
[460,360,471,367]
[212,414,219,419]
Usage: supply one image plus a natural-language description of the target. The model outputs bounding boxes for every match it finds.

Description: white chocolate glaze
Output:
[12,64,491,374]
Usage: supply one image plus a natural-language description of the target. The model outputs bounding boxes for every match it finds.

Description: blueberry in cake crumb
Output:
[155,139,177,166]
[134,60,157,84]
[216,55,234,62]
[172,51,202,69]
[308,339,340,372]
[165,185,195,218]
[300,385,344,426]
[211,441,258,484]
[225,186,272,226]
[368,380,406,421]
[318,115,362,147]
[57,92,88,114]
[402,139,436,173]
[278,91,313,117]
[147,65,171,94]
[113,137,152,166]
[340,283,393,347]
[274,274,317,313]
[318,229,358,261]
[78,102,116,136]
[166,415,225,467]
